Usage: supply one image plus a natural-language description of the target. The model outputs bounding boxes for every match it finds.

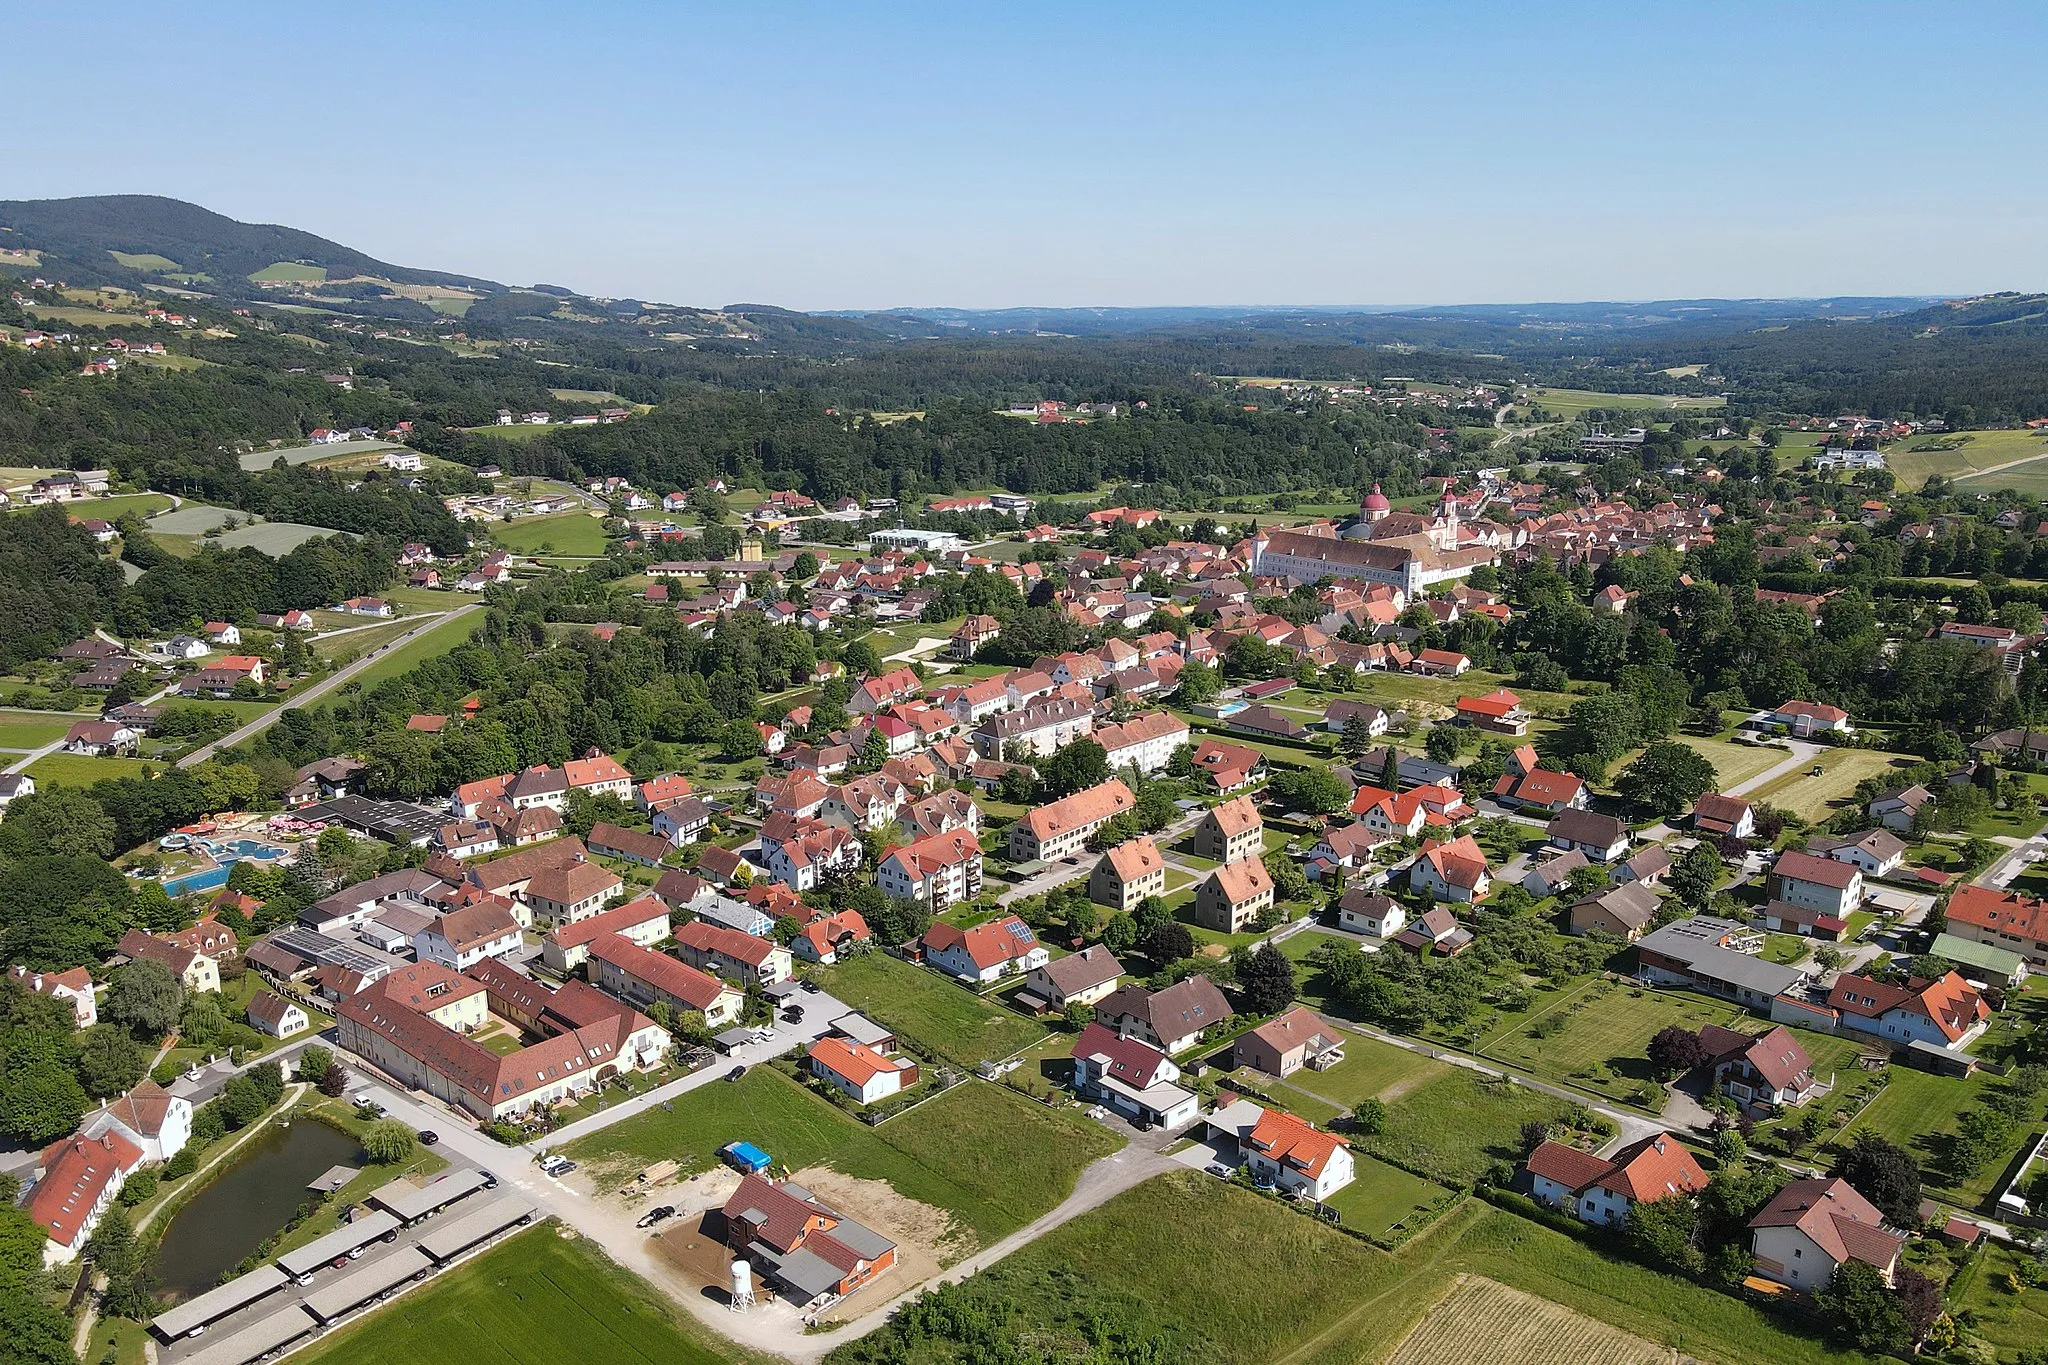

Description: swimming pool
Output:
[162,866,233,897]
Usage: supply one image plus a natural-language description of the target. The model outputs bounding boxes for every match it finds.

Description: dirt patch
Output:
[784,1166,961,1322]
[1376,1069,1436,1104]
[655,1209,736,1290]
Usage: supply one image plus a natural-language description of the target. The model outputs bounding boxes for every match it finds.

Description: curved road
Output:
[178,603,482,766]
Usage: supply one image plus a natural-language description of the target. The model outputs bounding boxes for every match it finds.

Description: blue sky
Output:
[13,2,2047,308]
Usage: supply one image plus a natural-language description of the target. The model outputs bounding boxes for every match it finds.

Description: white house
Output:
[1240,1108,1355,1201]
[1068,1023,1201,1130]
[920,915,1046,984]
[806,1036,917,1105]
[247,990,310,1039]
[1335,889,1406,939]
[1525,1131,1706,1228]
[412,904,524,972]
[1748,1178,1902,1292]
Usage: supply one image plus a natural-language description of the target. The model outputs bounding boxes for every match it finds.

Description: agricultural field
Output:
[0,714,78,750]
[144,502,244,535]
[291,1226,760,1365]
[464,422,556,442]
[210,521,344,555]
[1481,980,1746,1111]
[314,617,424,661]
[813,951,1049,1067]
[1887,428,2048,489]
[26,753,154,787]
[561,1069,1108,1247]
[1387,1274,1668,1365]
[1743,746,1912,822]
[64,493,172,521]
[1516,387,1725,418]
[248,261,327,282]
[236,437,399,472]
[485,511,611,556]
[1676,735,1790,790]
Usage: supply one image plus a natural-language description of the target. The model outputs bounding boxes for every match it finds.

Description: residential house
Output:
[78,1079,190,1164]
[587,821,674,868]
[1749,1178,1902,1292]
[1691,792,1756,839]
[1614,844,1671,887]
[1189,738,1265,792]
[1068,1023,1201,1130]
[1092,711,1191,775]
[949,614,1001,660]
[1021,945,1123,1014]
[1546,809,1630,862]
[920,915,1046,984]
[1699,1024,1828,1111]
[721,1173,897,1307]
[1769,849,1864,927]
[62,720,139,756]
[1336,889,1406,939]
[1408,834,1491,903]
[1192,857,1276,933]
[807,1036,917,1105]
[791,909,872,965]
[27,1131,141,1266]
[876,830,984,911]
[1765,700,1854,737]
[1242,1108,1356,1201]
[1393,905,1475,956]
[1868,784,1932,832]
[650,798,712,846]
[1007,780,1136,862]
[1945,884,2048,969]
[1094,977,1233,1054]
[1090,836,1166,912]
[1522,848,1588,899]
[413,903,523,972]
[564,752,634,801]
[522,861,624,926]
[1822,971,1989,1051]
[1236,1006,1345,1079]
[1493,765,1587,814]
[762,816,862,891]
[675,921,792,985]
[587,933,741,1027]
[114,929,219,994]
[8,965,95,1028]
[1525,1131,1707,1228]
[1455,688,1530,735]
[1568,881,1661,941]
[246,990,310,1039]
[1807,830,1906,879]
[1195,794,1264,863]
[541,895,672,973]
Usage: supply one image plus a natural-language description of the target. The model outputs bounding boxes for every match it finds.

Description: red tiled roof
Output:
[1246,1108,1347,1178]
[29,1131,141,1248]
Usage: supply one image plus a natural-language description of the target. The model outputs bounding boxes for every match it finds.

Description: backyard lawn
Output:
[814,951,1049,1067]
[560,1070,1108,1249]
[1319,1155,1451,1240]
[1263,1030,1444,1110]
[1481,980,1748,1111]
[291,1226,761,1365]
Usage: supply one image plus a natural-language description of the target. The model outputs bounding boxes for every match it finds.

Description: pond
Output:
[150,1118,361,1300]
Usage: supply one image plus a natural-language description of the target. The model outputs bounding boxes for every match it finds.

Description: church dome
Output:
[1361,484,1391,517]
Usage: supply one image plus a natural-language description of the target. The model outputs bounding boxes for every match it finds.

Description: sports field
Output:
[813,951,1049,1066]
[1743,747,1909,822]
[291,1226,757,1365]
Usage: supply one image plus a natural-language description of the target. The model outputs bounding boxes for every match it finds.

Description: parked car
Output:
[781,1005,805,1023]
[635,1205,675,1229]
[799,979,820,994]
[418,1130,440,1146]
[726,1065,747,1082]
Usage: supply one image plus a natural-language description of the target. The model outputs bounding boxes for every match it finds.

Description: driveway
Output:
[1723,739,1820,797]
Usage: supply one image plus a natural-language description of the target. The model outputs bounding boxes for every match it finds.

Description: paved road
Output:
[1722,737,1820,797]
[179,604,481,766]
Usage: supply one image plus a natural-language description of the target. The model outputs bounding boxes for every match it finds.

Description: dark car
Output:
[781,1005,805,1023]
[418,1130,440,1146]
[480,1171,497,1189]
[799,979,820,994]
[726,1065,747,1082]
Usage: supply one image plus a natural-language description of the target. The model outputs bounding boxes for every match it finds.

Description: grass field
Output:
[464,423,557,442]
[1677,735,1787,791]
[1264,1030,1443,1110]
[1887,428,2048,488]
[108,251,182,270]
[248,261,327,283]
[59,493,172,521]
[1829,1068,2026,1206]
[1482,981,1745,1110]
[1950,1241,2048,1358]
[1351,1067,1574,1187]
[26,753,154,786]
[1322,1155,1450,1240]
[315,617,423,661]
[346,611,483,690]
[1387,1274,1667,1365]
[0,716,76,749]
[1744,747,1910,822]
[292,1226,760,1365]
[1517,388,1724,418]
[814,951,1048,1066]
[1344,668,1582,721]
[211,521,343,555]
[562,1070,1110,1247]
[964,1177,1866,1365]
[486,511,611,555]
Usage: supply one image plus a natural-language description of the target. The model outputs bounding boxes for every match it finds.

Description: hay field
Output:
[1388,1275,1669,1365]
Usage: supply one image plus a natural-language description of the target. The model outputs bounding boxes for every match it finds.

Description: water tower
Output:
[729,1258,755,1313]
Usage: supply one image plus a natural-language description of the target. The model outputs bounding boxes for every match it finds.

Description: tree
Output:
[1263,849,1310,904]
[105,960,184,1037]
[1273,767,1348,816]
[1666,840,1723,909]
[1895,1266,1943,1346]
[1623,1194,1704,1274]
[790,551,820,581]
[1831,1132,1922,1229]
[1616,741,1716,817]
[0,1033,89,1146]
[842,639,881,679]
[86,1205,154,1320]
[362,1118,418,1164]
[1424,725,1466,765]
[1062,1001,1093,1032]
[1646,1025,1710,1080]
[1379,748,1400,792]
[1176,662,1221,706]
[1101,912,1138,956]
[858,727,888,771]
[1341,713,1375,759]
[1236,943,1298,1015]
[75,1026,146,1098]
[1814,1259,1907,1354]
[722,719,764,760]
[1351,1098,1387,1135]
[1142,920,1194,964]
[297,1044,334,1087]
[1040,739,1109,799]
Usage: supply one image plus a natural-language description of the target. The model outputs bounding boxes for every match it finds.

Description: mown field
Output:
[1387,1274,1668,1365]
[1517,387,1724,417]
[561,1070,1115,1248]
[814,951,1049,1066]
[1481,981,1746,1111]
[291,1226,762,1365]
[485,511,611,555]
[345,610,484,690]
[1887,428,2048,488]
[1349,1068,1573,1187]
[26,753,154,786]
[1743,746,1910,822]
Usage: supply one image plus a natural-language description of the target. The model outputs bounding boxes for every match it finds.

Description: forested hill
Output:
[0,195,499,293]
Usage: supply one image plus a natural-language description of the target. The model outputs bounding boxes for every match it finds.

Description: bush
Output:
[362,1118,417,1164]
[164,1148,198,1180]
[116,1169,158,1207]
